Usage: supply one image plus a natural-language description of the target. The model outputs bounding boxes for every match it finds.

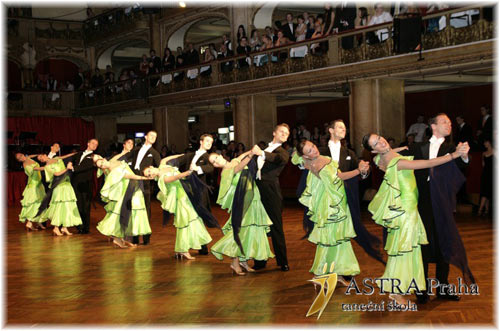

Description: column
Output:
[234,95,277,148]
[92,115,117,152]
[153,106,190,153]
[349,79,405,155]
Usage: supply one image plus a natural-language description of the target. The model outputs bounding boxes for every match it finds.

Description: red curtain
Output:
[7,117,95,147]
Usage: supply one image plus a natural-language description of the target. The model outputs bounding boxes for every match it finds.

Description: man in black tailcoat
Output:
[251,124,290,271]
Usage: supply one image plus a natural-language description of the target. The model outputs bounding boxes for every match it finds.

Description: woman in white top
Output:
[368,3,393,42]
[249,29,262,51]
[295,15,307,42]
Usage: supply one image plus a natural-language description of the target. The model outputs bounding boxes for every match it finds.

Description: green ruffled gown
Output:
[295,155,360,277]
[44,158,82,227]
[96,162,152,238]
[156,165,212,253]
[211,166,275,262]
[368,155,428,293]
[19,161,46,224]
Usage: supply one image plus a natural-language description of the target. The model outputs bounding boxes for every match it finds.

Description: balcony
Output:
[8,91,77,117]
[74,4,494,115]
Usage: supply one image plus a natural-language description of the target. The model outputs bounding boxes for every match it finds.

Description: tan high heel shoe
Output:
[123,240,137,248]
[37,223,46,230]
[26,222,38,232]
[52,227,63,236]
[230,264,246,276]
[175,252,195,260]
[239,261,256,273]
[112,238,127,248]
[389,293,408,306]
[61,227,73,236]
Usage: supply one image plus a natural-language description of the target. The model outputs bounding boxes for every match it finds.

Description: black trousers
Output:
[418,193,450,286]
[75,187,91,232]
[255,180,288,266]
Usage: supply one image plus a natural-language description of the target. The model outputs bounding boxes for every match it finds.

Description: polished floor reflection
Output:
[7,201,494,325]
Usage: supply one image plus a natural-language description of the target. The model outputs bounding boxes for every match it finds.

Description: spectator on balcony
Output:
[176,46,185,65]
[310,20,324,54]
[222,34,232,51]
[149,49,162,72]
[282,13,297,42]
[368,3,393,42]
[104,64,114,82]
[335,2,357,50]
[208,43,218,59]
[139,54,149,76]
[265,26,277,43]
[162,47,175,72]
[201,44,216,76]
[274,30,290,61]
[355,7,371,45]
[323,3,336,36]
[295,15,307,42]
[185,43,200,66]
[218,44,234,73]
[120,70,131,91]
[237,24,246,42]
[255,35,275,65]
[129,69,137,88]
[174,56,185,82]
[236,37,252,68]
[74,68,85,90]
[306,15,316,39]
[46,74,57,91]
[303,11,311,27]
[249,29,262,51]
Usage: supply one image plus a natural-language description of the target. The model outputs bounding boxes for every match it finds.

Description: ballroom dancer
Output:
[94,155,152,248]
[126,131,161,245]
[36,152,81,236]
[208,150,275,275]
[172,133,215,255]
[293,140,367,284]
[145,155,212,260]
[362,133,469,305]
[16,153,46,231]
[251,123,290,271]
[402,113,475,303]
[69,138,99,234]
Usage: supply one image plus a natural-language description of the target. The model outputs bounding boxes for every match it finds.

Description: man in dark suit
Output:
[455,115,474,145]
[334,2,357,49]
[127,131,161,245]
[404,113,471,304]
[477,104,492,147]
[252,124,290,271]
[70,138,99,234]
[218,44,234,73]
[174,133,215,255]
[282,13,297,42]
[149,49,162,73]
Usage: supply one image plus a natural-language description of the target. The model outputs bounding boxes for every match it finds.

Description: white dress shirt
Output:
[79,150,93,165]
[328,140,341,162]
[191,149,207,175]
[429,135,445,160]
[135,144,151,170]
[257,142,282,180]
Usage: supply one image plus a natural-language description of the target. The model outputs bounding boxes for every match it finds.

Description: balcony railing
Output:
[75,4,493,110]
[8,91,77,114]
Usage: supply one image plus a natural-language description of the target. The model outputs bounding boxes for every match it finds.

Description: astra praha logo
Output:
[306,262,338,320]
[307,266,479,319]
[345,277,479,296]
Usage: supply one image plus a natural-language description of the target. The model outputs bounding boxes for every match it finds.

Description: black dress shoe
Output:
[416,292,429,304]
[198,244,208,255]
[280,265,290,271]
[132,236,139,245]
[252,264,266,270]
[437,293,461,301]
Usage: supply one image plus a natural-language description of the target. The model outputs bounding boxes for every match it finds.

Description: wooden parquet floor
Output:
[6,201,494,326]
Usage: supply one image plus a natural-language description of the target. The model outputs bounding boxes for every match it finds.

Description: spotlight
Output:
[342,83,350,96]
[179,2,186,8]
[224,98,231,109]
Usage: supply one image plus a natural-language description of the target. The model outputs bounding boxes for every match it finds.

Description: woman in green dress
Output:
[94,155,153,248]
[144,155,212,260]
[208,150,275,276]
[293,140,367,285]
[362,133,469,304]
[37,153,81,236]
[15,153,46,231]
